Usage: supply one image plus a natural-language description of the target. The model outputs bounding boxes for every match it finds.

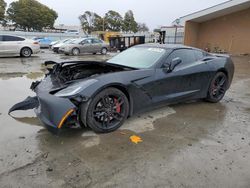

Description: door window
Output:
[3,35,25,41]
[194,50,205,61]
[92,39,102,44]
[166,49,196,67]
[0,35,3,41]
[84,39,92,44]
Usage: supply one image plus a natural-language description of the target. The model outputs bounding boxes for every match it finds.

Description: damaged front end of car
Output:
[9,60,130,134]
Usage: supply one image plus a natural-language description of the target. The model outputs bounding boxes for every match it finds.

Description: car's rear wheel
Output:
[20,47,32,57]
[72,48,80,56]
[80,88,129,133]
[101,47,108,55]
[206,72,228,103]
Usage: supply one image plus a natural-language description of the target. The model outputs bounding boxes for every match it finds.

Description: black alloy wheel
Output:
[206,72,228,103]
[81,88,129,133]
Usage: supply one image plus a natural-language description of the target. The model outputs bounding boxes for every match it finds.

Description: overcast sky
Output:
[5,0,227,29]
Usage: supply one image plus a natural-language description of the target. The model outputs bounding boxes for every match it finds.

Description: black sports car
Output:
[9,44,234,134]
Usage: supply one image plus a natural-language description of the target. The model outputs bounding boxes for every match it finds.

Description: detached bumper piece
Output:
[9,96,39,114]
[9,94,76,134]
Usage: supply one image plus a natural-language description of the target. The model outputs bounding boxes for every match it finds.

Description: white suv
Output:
[0,35,40,57]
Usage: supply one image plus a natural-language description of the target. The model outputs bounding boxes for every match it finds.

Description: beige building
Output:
[173,0,250,54]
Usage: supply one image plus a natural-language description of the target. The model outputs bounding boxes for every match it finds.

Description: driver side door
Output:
[148,48,208,104]
[79,39,93,53]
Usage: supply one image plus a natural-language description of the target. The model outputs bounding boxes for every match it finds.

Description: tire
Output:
[101,47,108,55]
[72,48,80,56]
[92,52,97,55]
[20,47,32,57]
[206,72,228,103]
[80,87,129,133]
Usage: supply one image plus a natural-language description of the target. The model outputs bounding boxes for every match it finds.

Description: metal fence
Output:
[161,26,184,44]
[0,30,86,41]
[165,35,184,44]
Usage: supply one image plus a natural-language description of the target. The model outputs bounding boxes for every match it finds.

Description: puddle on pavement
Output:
[0,76,43,142]
[0,72,27,80]
[26,72,44,80]
[121,107,176,133]
[0,75,45,174]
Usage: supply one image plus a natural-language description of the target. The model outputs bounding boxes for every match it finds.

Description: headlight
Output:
[55,79,98,97]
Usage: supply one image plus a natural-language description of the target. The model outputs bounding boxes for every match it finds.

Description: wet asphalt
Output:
[0,50,249,188]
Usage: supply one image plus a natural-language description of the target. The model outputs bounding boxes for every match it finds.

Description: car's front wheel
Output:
[72,48,80,56]
[101,47,108,55]
[80,88,129,133]
[206,72,228,103]
[20,47,32,57]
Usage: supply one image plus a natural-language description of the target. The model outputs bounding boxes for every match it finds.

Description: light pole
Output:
[103,18,105,31]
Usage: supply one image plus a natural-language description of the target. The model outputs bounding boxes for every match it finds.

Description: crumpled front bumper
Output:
[35,93,76,132]
[9,92,76,134]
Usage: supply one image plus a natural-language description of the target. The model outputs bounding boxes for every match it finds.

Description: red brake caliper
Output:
[114,98,121,113]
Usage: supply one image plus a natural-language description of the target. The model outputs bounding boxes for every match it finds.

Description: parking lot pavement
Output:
[0,51,250,187]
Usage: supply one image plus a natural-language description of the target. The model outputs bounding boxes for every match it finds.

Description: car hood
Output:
[34,61,151,96]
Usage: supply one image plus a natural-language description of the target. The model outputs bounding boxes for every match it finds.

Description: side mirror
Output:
[163,57,182,73]
[170,57,182,70]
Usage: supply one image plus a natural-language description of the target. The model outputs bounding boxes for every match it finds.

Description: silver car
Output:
[0,35,40,57]
[61,38,109,56]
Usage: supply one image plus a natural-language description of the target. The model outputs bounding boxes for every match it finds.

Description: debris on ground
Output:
[25,149,32,153]
[148,115,154,119]
[46,167,53,172]
[18,136,26,139]
[130,135,143,144]
[119,132,127,135]
[28,169,38,176]
[42,152,49,159]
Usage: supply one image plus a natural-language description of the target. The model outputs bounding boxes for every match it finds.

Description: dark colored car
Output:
[9,44,234,134]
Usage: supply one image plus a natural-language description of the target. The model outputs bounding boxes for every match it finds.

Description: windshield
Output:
[107,47,167,69]
[71,38,85,44]
[62,39,70,43]
[63,39,76,44]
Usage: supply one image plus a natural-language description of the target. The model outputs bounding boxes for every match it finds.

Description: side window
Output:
[92,39,102,43]
[84,39,92,44]
[194,50,204,60]
[3,35,25,41]
[166,49,196,66]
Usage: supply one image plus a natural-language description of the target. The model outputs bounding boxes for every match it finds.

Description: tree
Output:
[79,11,104,34]
[0,0,6,22]
[104,10,123,31]
[122,10,138,33]
[137,23,149,32]
[7,0,57,31]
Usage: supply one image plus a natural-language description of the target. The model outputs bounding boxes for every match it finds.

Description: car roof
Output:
[136,43,197,50]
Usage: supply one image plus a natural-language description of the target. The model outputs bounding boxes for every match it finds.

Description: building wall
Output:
[184,8,250,54]
[184,21,200,47]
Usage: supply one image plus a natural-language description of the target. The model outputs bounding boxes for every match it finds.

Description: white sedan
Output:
[0,35,40,57]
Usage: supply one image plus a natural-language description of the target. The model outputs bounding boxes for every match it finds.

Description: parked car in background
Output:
[0,35,40,57]
[49,40,60,49]
[61,37,109,56]
[64,30,79,35]
[52,38,75,53]
[33,37,52,48]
